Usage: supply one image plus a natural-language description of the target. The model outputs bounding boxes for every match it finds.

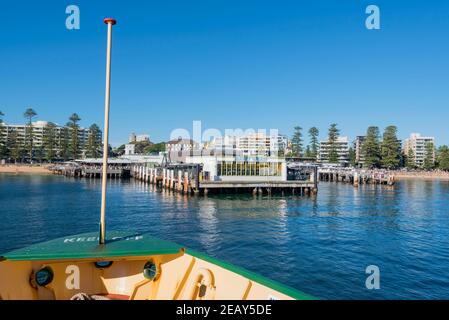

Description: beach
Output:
[1,164,448,180]
[391,170,449,181]
[0,165,52,175]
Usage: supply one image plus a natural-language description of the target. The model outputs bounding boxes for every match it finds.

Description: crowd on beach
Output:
[390,169,449,180]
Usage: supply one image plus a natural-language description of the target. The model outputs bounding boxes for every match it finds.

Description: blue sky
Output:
[1,1,448,146]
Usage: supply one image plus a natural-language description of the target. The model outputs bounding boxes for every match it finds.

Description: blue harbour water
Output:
[1,173,449,299]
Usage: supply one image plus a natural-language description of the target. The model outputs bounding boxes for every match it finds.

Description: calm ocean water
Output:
[1,173,449,299]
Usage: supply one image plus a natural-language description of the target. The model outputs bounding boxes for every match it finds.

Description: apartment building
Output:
[0,121,96,159]
[207,132,286,157]
[403,133,435,167]
[166,137,200,162]
[318,136,350,165]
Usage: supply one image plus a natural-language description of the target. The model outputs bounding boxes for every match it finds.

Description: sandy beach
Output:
[0,165,52,175]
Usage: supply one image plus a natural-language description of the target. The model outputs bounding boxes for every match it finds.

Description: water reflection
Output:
[2,174,449,299]
[197,198,220,252]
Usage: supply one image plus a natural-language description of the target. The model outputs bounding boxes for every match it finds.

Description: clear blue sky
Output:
[1,0,448,146]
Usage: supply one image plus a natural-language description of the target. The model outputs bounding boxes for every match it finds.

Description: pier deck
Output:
[318,167,395,186]
[50,159,319,196]
[199,181,316,188]
[131,163,318,196]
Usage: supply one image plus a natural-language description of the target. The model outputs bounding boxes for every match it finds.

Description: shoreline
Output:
[0,165,52,175]
[1,165,449,181]
[391,171,449,181]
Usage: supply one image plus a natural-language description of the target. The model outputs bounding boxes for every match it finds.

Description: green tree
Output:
[7,129,23,163]
[423,142,435,170]
[23,108,37,163]
[349,147,356,167]
[144,142,166,155]
[362,126,381,168]
[35,145,45,163]
[113,144,126,157]
[328,123,340,163]
[133,140,152,154]
[68,113,82,159]
[43,122,57,162]
[381,126,401,169]
[86,123,102,158]
[291,126,303,157]
[308,127,319,159]
[304,145,312,158]
[59,126,70,161]
[405,148,416,170]
[437,145,449,171]
[278,144,285,157]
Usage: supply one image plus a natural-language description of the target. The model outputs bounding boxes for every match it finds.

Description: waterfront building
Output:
[318,136,350,165]
[119,153,164,165]
[277,134,289,155]
[125,144,136,155]
[403,133,435,167]
[207,132,286,158]
[166,137,200,163]
[354,136,366,167]
[186,155,287,182]
[208,135,238,156]
[0,121,95,160]
[237,132,281,157]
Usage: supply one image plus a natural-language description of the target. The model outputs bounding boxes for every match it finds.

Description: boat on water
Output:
[0,232,313,300]
[0,18,315,301]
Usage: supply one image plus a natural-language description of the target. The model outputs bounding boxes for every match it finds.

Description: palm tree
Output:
[23,108,37,163]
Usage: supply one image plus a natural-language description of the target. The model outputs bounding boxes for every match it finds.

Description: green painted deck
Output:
[1,231,182,261]
[0,231,316,300]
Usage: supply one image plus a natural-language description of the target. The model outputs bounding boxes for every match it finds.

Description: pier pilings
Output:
[130,163,318,196]
[318,168,395,187]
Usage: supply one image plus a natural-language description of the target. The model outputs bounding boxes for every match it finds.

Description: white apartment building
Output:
[237,133,279,156]
[207,132,285,157]
[166,137,200,163]
[208,135,237,155]
[318,136,350,165]
[1,121,91,147]
[0,121,96,159]
[277,134,289,154]
[403,133,435,167]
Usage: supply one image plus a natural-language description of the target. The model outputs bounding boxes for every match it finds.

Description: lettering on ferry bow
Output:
[63,235,143,243]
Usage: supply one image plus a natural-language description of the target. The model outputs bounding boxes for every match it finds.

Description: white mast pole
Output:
[100,18,116,245]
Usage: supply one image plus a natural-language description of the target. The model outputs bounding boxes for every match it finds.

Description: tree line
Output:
[113,140,166,156]
[0,108,102,163]
[289,124,449,171]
